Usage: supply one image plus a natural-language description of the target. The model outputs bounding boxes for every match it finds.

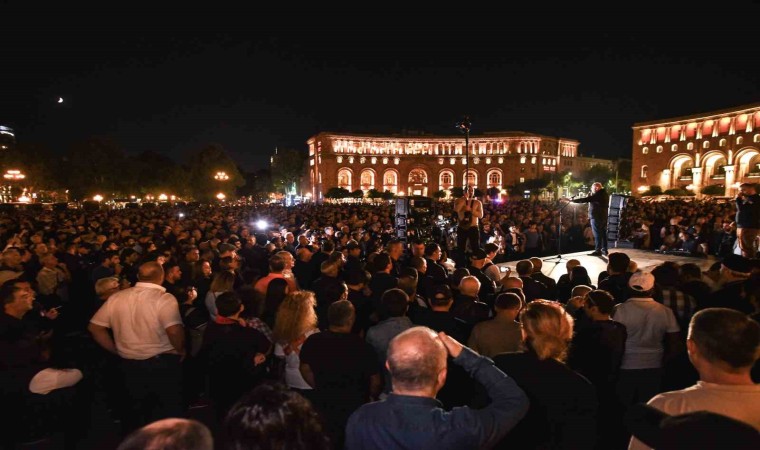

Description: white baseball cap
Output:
[628,271,655,292]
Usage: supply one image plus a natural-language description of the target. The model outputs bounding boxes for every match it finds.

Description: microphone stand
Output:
[545,196,575,263]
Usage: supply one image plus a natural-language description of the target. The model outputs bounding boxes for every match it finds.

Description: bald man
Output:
[89,261,186,432]
[346,327,528,449]
[117,418,212,450]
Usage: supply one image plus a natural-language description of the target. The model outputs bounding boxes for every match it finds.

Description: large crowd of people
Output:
[0,191,758,449]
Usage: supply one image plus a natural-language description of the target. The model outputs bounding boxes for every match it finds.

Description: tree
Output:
[64,137,127,200]
[701,184,725,196]
[644,186,663,196]
[351,189,365,199]
[270,148,306,195]
[664,188,693,196]
[581,164,615,187]
[433,190,447,200]
[186,144,245,202]
[325,187,350,200]
[450,186,464,198]
[367,189,383,201]
[381,190,396,200]
[238,169,272,202]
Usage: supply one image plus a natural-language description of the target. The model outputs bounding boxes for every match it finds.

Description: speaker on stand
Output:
[607,194,634,248]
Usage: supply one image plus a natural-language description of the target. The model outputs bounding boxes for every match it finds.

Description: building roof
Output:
[632,101,760,128]
[307,130,579,144]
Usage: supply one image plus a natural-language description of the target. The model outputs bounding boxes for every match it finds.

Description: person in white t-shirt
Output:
[88,261,185,432]
[613,271,682,409]
[629,308,760,450]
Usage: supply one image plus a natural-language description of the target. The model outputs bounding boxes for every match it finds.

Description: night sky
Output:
[2,10,759,172]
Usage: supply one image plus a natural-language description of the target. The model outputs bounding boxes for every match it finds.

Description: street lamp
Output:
[216,192,226,201]
[456,117,472,189]
[93,194,103,202]
[214,171,229,181]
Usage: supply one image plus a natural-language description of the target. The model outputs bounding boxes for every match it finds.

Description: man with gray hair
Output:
[569,181,610,256]
[345,327,528,449]
[116,418,213,450]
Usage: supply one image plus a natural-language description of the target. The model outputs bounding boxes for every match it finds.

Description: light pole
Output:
[4,170,26,203]
[214,171,229,181]
[456,116,471,190]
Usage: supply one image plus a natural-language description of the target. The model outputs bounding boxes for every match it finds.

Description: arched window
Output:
[737,136,744,145]
[671,144,678,152]
[754,134,760,143]
[463,169,478,187]
[703,141,710,149]
[409,168,428,184]
[641,165,648,178]
[487,169,502,188]
[642,147,649,154]
[687,143,694,150]
[337,168,352,191]
[656,146,663,153]
[719,139,727,147]
[383,170,398,193]
[439,169,454,192]
[360,169,375,190]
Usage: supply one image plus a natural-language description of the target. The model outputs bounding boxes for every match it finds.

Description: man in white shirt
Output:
[613,271,682,408]
[89,261,186,432]
[629,308,760,450]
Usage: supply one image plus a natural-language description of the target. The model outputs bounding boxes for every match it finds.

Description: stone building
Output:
[632,102,760,197]
[307,131,612,201]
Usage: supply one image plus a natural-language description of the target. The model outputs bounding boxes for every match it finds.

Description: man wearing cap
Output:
[734,182,760,258]
[568,182,610,256]
[613,271,682,409]
[628,308,760,450]
[467,249,497,306]
[703,254,755,314]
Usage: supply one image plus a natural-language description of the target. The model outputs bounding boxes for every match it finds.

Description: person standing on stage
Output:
[734,182,760,258]
[569,182,610,256]
[454,186,483,256]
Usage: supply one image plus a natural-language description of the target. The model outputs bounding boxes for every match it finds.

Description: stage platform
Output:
[496,249,719,285]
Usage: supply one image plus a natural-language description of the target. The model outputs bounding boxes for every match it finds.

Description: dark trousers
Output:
[456,226,480,254]
[119,354,184,434]
[590,218,608,252]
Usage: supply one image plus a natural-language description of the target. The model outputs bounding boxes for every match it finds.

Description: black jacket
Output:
[572,188,609,222]
[735,193,760,228]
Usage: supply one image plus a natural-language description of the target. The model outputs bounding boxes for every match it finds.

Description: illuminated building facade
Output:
[307,131,613,201]
[632,102,760,197]
[0,125,15,151]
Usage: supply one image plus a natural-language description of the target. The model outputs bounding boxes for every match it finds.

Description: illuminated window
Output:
[719,139,727,147]
[531,157,536,164]
[703,141,710,149]
[641,165,648,178]
[687,143,694,150]
[671,144,678,152]
[754,134,760,143]
[520,177,525,183]
[520,157,526,164]
[642,147,649,154]
[737,137,744,145]
[656,146,663,153]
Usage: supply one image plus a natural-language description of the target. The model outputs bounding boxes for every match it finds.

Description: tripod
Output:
[544,198,574,263]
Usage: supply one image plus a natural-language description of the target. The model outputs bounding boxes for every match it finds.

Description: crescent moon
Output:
[57,97,64,103]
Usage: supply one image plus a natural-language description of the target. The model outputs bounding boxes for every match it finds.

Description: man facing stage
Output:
[569,182,609,256]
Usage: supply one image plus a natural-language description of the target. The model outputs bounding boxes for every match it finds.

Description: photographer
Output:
[734,182,760,257]
[454,186,483,258]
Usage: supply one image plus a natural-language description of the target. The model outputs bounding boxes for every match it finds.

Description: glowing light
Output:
[170,195,176,201]
[256,220,268,230]
[216,193,226,200]
[637,186,649,193]
[3,170,25,180]
[18,195,31,203]
[93,194,104,202]
[178,213,185,218]
[214,171,229,181]
[686,184,695,190]
[158,193,168,201]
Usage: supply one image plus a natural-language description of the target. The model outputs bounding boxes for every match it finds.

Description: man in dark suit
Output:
[515,259,548,303]
[570,182,610,256]
[423,243,448,284]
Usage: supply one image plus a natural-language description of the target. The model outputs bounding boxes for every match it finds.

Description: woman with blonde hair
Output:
[272,290,320,396]
[205,270,236,321]
[493,300,597,450]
